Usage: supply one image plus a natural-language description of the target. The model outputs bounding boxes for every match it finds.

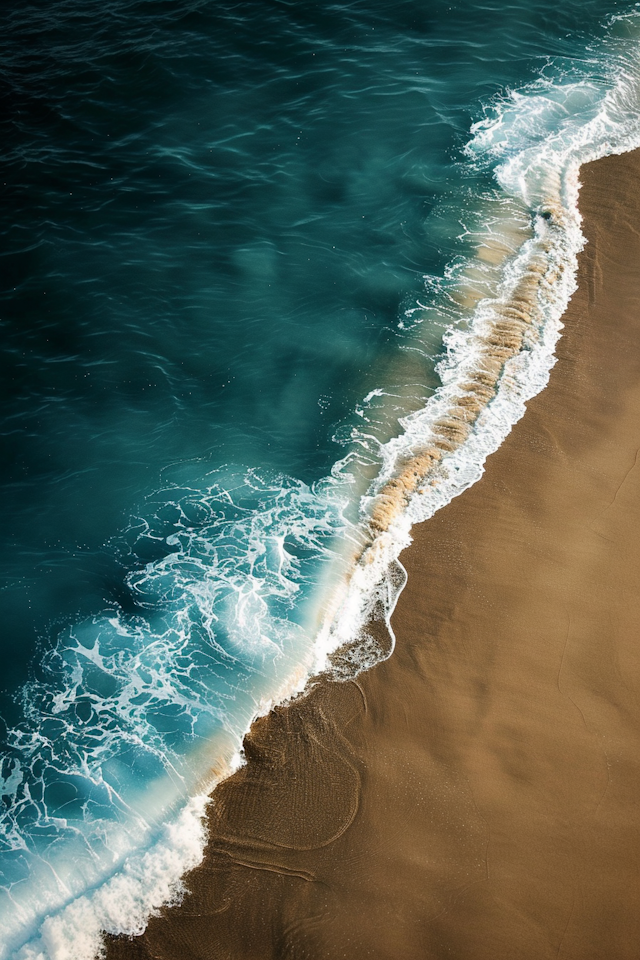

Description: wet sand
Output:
[107,150,640,960]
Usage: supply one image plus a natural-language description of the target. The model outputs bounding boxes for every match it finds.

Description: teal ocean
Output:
[2,1,640,956]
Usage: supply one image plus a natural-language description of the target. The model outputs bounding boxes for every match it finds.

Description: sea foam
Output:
[314,13,640,673]
[6,12,640,960]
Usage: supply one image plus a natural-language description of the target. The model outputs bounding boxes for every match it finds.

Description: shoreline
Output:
[107,149,640,960]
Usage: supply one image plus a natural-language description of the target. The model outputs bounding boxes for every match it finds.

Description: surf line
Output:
[315,185,571,673]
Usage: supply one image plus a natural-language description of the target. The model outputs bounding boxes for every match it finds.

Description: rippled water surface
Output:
[1,0,638,956]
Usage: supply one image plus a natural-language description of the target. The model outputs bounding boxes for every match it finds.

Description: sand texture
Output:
[107,150,640,960]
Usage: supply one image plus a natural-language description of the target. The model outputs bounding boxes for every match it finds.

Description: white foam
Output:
[14,792,209,960]
[0,475,348,959]
[8,13,640,960]
[313,13,640,672]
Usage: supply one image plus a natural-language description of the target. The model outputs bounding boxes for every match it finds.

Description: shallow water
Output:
[1,1,640,956]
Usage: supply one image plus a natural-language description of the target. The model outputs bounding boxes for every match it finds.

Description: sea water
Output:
[2,1,640,956]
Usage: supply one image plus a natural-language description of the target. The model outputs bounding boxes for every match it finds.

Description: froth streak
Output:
[364,210,563,545]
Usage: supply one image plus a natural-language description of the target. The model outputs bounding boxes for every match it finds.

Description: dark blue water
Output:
[2,1,639,956]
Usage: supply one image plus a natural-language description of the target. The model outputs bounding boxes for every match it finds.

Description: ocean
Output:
[1,1,640,956]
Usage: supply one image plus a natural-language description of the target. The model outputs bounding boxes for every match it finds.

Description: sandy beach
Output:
[107,149,640,960]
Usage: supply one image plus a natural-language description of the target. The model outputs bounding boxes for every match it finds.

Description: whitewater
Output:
[3,5,640,958]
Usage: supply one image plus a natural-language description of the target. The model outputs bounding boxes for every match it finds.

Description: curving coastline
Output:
[7,7,640,957]
[106,148,640,960]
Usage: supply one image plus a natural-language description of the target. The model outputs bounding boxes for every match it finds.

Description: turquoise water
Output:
[2,1,640,956]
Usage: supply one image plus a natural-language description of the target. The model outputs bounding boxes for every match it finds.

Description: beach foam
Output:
[6,10,640,960]
[315,10,640,673]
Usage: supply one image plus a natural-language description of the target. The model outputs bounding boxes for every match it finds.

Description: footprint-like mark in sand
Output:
[209,684,363,854]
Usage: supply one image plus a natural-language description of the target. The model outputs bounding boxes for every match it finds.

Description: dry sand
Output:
[107,150,640,960]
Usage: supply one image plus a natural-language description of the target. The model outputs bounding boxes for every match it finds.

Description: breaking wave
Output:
[5,8,640,959]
